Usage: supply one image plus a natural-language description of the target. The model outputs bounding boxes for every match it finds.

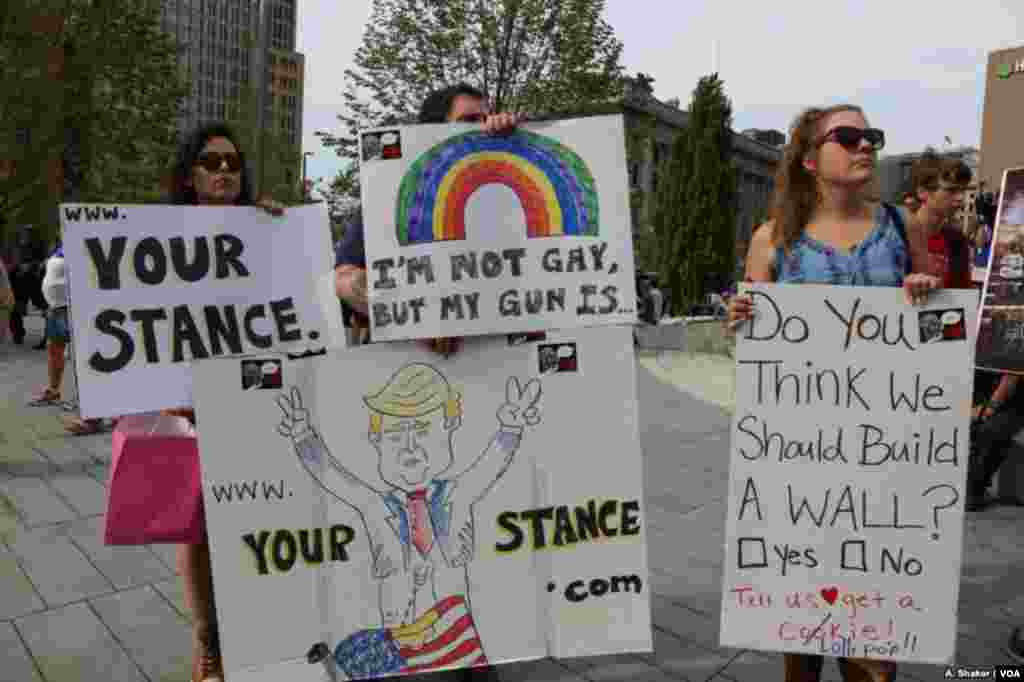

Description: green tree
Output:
[329,0,625,203]
[0,0,188,245]
[651,73,737,314]
[0,3,73,246]
[625,111,658,272]
[64,0,188,203]
[318,164,362,235]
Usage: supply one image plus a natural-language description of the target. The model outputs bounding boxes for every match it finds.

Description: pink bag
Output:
[104,414,207,545]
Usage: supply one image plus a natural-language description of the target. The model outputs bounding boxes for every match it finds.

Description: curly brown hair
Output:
[769,104,867,251]
[910,152,972,195]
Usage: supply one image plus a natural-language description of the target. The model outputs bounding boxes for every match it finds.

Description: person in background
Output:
[727,103,938,682]
[334,82,520,358]
[0,258,13,342]
[164,123,283,682]
[973,215,994,274]
[980,189,997,230]
[8,257,50,348]
[902,190,920,213]
[8,260,29,344]
[906,153,973,290]
[333,83,520,682]
[968,372,1024,511]
[1009,624,1024,664]
[28,257,50,349]
[80,123,280,682]
[29,244,71,406]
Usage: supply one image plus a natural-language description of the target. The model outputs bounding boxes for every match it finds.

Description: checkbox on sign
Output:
[738,537,768,569]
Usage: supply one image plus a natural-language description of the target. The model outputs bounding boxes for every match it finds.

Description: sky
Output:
[296,0,1024,191]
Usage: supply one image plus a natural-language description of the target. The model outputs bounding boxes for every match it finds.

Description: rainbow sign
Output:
[396,130,599,245]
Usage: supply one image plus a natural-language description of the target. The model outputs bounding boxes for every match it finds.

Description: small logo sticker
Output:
[918,308,966,344]
[538,342,578,374]
[241,359,283,390]
[362,130,402,161]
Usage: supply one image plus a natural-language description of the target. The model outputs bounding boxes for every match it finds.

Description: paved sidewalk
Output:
[0,321,1021,681]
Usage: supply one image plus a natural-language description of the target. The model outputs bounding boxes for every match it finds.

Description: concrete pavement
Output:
[0,316,1021,681]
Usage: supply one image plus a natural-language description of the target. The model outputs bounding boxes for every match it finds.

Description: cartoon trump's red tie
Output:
[408,489,433,556]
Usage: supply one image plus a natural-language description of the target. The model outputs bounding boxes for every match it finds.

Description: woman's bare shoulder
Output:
[751,220,776,247]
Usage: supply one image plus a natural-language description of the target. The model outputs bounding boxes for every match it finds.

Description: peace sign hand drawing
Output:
[496,377,542,430]
[276,387,312,442]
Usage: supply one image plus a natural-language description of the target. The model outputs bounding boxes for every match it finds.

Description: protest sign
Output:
[976,167,1024,373]
[61,203,342,418]
[191,325,651,679]
[719,284,977,665]
[358,116,637,341]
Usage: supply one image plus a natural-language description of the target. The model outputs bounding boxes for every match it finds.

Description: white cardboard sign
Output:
[60,203,342,418]
[358,115,637,341]
[191,326,651,680]
[719,284,976,665]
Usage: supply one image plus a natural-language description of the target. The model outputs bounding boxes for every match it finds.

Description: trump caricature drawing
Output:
[275,363,542,679]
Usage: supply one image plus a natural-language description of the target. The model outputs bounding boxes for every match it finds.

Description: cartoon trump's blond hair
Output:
[364,363,462,434]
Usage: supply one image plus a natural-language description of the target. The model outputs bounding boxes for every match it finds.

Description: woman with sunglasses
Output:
[117,123,282,682]
[727,105,938,682]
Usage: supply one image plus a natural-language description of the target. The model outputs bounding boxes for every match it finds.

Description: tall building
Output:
[980,45,1024,191]
[256,0,304,149]
[156,0,304,191]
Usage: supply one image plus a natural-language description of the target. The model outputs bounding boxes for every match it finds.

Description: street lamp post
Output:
[302,151,314,201]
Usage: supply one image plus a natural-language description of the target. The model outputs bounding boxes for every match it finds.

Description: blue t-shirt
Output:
[334,217,366,269]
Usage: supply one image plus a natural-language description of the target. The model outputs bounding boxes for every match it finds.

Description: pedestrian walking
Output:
[28,245,71,406]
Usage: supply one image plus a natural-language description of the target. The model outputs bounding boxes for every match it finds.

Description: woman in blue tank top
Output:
[727,105,940,682]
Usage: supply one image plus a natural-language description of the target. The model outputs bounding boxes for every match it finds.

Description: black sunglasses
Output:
[817,126,885,151]
[195,151,242,173]
[455,113,485,123]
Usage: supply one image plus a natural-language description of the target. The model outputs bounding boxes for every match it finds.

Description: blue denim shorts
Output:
[46,307,70,343]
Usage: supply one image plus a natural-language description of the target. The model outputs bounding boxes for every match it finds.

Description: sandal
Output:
[192,624,224,682]
[27,387,61,406]
[63,417,108,436]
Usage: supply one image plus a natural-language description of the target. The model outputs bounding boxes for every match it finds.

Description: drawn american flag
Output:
[333,595,489,678]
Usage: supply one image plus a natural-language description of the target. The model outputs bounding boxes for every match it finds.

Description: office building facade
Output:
[621,82,782,265]
[980,45,1024,192]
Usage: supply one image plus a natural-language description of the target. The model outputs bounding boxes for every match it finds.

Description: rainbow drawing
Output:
[396,130,599,245]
